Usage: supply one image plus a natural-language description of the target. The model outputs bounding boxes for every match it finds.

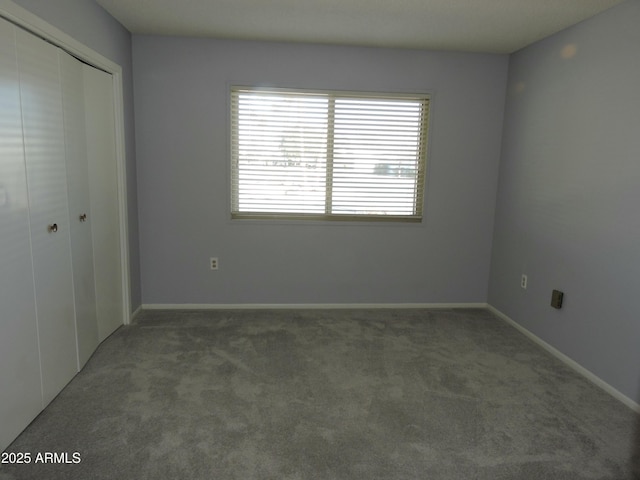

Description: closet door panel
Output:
[16,28,78,405]
[83,65,123,341]
[0,19,43,452]
[60,51,99,368]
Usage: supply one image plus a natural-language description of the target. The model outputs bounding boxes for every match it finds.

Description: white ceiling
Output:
[95,0,626,54]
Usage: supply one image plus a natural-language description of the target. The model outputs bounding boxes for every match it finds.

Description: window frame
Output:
[230,86,430,223]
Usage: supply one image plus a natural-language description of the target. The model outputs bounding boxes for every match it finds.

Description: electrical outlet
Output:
[210,257,219,270]
[521,274,528,289]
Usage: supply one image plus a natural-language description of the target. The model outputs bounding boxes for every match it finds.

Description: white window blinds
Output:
[230,87,429,222]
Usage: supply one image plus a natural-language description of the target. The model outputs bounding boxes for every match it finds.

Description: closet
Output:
[0,17,123,451]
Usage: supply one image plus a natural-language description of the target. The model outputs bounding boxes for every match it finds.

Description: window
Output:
[230,87,430,222]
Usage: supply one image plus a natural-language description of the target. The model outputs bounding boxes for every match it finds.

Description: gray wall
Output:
[132,36,508,304]
[488,0,640,404]
[13,0,142,311]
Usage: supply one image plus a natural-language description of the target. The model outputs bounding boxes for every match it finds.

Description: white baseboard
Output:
[487,305,640,413]
[129,305,143,323]
[142,302,489,310]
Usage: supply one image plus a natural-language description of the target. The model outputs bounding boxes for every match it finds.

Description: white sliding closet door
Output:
[0,10,127,452]
[61,51,99,368]
[16,27,78,405]
[0,19,43,451]
[83,65,123,341]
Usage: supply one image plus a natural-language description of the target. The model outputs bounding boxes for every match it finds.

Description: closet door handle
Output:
[79,213,87,222]
[47,223,58,233]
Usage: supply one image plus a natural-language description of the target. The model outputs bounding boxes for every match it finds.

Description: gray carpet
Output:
[1,308,638,479]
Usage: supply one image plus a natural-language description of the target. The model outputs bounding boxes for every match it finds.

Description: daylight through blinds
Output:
[231,87,429,221]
